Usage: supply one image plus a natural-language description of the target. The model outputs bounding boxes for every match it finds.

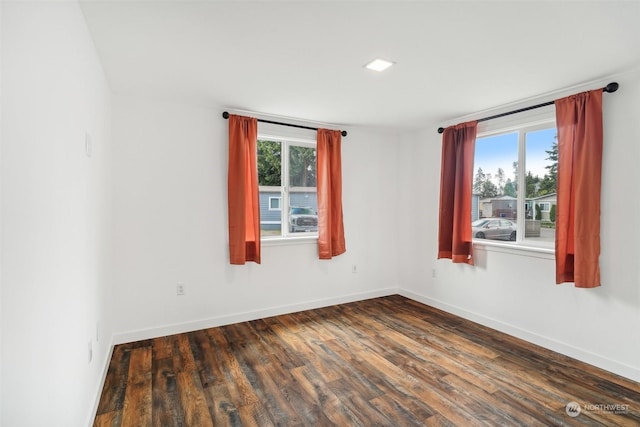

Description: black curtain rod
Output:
[222,111,347,137]
[437,82,619,134]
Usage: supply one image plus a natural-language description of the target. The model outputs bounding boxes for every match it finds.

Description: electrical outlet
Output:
[88,340,93,364]
[352,264,357,274]
[432,268,437,278]
[176,283,185,296]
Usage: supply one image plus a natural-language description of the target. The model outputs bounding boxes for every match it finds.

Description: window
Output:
[472,109,557,248]
[268,197,281,210]
[257,136,318,239]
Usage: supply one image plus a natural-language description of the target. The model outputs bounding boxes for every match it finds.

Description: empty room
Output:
[1,1,639,426]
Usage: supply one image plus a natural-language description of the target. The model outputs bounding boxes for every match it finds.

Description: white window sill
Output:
[261,235,318,247]
[472,239,555,260]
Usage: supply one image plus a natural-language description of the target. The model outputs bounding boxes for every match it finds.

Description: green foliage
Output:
[545,138,558,180]
[549,204,556,222]
[473,167,486,194]
[473,167,498,198]
[535,204,542,220]
[538,138,558,195]
[257,140,282,186]
[495,167,505,194]
[289,146,316,187]
[503,179,516,197]
[525,171,540,198]
[257,141,317,188]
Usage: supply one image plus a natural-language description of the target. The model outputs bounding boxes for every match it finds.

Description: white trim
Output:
[289,186,317,193]
[87,335,116,427]
[261,235,317,246]
[260,220,281,225]
[476,109,555,138]
[258,133,316,146]
[259,186,281,192]
[112,288,397,345]
[473,240,554,259]
[398,290,640,383]
[268,196,281,211]
[223,108,343,133]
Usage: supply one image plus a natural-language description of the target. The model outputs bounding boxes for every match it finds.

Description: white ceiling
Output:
[79,1,640,130]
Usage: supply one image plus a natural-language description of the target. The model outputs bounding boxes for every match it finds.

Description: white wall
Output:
[0,3,3,424]
[1,2,113,426]
[398,70,640,382]
[111,96,399,342]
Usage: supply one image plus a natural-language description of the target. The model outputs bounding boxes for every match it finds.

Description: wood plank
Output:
[151,357,182,427]
[203,382,240,427]
[121,346,152,427]
[93,295,640,426]
[252,362,304,426]
[176,371,214,427]
[92,410,120,427]
[95,345,131,415]
[369,393,433,427]
[207,327,261,407]
[237,403,276,427]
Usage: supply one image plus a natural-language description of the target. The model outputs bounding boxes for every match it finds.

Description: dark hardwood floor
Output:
[93,295,640,426]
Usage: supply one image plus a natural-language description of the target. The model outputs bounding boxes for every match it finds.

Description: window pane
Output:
[258,140,281,186]
[269,197,281,210]
[258,140,282,238]
[473,132,519,242]
[288,191,318,234]
[257,139,318,239]
[524,128,557,245]
[289,146,316,187]
[259,191,282,238]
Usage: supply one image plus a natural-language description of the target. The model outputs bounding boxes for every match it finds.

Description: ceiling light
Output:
[364,58,395,72]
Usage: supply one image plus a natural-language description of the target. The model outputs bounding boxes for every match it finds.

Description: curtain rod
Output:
[222,111,347,137]
[437,82,619,134]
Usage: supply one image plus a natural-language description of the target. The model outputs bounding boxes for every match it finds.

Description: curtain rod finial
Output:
[222,111,230,119]
[604,82,619,93]
[437,127,445,134]
[341,130,347,137]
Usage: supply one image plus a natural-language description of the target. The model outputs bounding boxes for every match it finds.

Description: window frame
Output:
[257,133,318,243]
[268,196,282,211]
[472,106,557,255]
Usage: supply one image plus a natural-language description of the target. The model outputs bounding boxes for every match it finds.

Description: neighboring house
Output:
[479,198,493,219]
[490,195,517,219]
[478,193,557,223]
[526,193,557,221]
[259,190,318,230]
[472,193,481,222]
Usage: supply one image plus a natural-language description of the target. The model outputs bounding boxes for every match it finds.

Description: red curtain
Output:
[227,114,261,265]
[555,90,603,287]
[438,121,477,265]
[317,129,346,259]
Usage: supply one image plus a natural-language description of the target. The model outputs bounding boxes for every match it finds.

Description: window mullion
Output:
[517,130,526,242]
[282,142,290,237]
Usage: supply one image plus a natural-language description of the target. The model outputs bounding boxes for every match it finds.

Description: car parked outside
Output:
[472,218,516,241]
[289,207,318,233]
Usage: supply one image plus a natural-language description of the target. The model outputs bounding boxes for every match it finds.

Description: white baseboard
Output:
[86,335,115,427]
[399,289,640,383]
[95,285,637,426]
[113,288,398,345]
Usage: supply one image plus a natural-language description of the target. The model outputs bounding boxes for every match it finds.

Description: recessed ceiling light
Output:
[364,58,395,72]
